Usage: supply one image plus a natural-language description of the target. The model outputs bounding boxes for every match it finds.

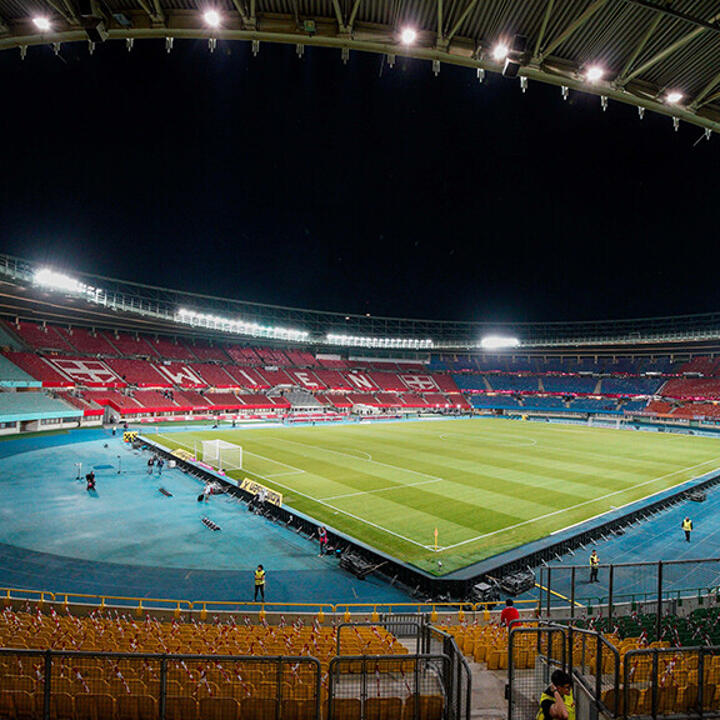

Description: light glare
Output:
[480,335,520,349]
[400,27,417,45]
[203,9,220,27]
[585,65,604,82]
[33,16,51,30]
[666,91,683,104]
[34,268,83,293]
[492,43,509,61]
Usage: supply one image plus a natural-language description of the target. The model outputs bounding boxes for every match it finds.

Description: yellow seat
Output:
[327,698,362,720]
[282,699,317,720]
[240,698,277,720]
[74,693,117,720]
[198,697,239,720]
[402,695,445,720]
[116,695,157,720]
[165,696,198,720]
[365,697,403,720]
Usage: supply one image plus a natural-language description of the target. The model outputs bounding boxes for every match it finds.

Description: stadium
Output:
[2,1,720,719]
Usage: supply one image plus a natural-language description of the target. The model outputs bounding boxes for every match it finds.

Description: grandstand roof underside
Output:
[2,0,720,133]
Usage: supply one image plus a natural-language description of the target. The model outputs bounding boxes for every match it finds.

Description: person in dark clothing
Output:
[254,565,266,601]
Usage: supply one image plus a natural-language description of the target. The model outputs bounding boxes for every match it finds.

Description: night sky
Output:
[0,39,717,324]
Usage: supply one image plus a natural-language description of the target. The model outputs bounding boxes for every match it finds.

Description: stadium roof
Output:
[5,253,720,351]
[1,1,720,134]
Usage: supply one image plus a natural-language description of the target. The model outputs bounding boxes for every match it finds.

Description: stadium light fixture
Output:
[492,43,509,62]
[33,16,51,30]
[203,9,221,27]
[666,91,683,105]
[479,335,520,350]
[326,333,433,349]
[585,66,604,83]
[177,308,309,342]
[400,27,417,45]
[34,267,106,304]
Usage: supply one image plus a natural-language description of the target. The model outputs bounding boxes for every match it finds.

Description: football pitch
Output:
[152,418,720,575]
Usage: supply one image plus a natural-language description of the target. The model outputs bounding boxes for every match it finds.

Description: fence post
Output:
[699,649,705,719]
[595,633,602,711]
[159,656,167,720]
[651,652,658,720]
[570,567,576,620]
[43,650,52,720]
[608,565,614,620]
[507,631,515,720]
[546,567,552,616]
[656,562,663,640]
[276,658,282,720]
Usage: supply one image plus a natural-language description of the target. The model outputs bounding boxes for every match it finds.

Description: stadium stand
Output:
[369,372,407,392]
[316,356,349,370]
[184,341,230,363]
[284,349,318,367]
[78,390,143,413]
[424,393,452,407]
[2,320,73,352]
[285,369,326,390]
[172,390,213,409]
[313,370,351,390]
[567,397,619,413]
[102,332,156,357]
[677,356,720,375]
[521,396,566,410]
[542,376,599,394]
[451,374,488,392]
[347,392,378,406]
[104,359,171,387]
[671,402,720,419]
[599,377,664,395]
[470,395,521,409]
[54,391,104,415]
[400,393,429,408]
[1,352,73,387]
[487,375,540,392]
[152,362,207,387]
[144,336,195,361]
[645,399,674,414]
[620,398,648,412]
[0,354,40,387]
[191,363,237,387]
[260,368,294,386]
[205,392,242,409]
[324,394,353,409]
[658,378,720,399]
[220,365,270,390]
[54,326,119,355]
[0,391,81,420]
[225,346,262,366]
[133,390,179,411]
[430,374,460,393]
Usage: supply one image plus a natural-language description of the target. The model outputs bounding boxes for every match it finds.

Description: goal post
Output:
[201,439,243,472]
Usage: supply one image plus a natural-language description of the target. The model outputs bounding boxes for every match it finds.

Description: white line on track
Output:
[439,455,720,551]
[322,477,442,501]
[154,434,430,549]
[269,435,444,481]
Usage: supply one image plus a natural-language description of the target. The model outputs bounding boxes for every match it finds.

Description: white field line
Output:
[271,436,444,481]
[155,434,429,549]
[440,455,720,552]
[266,470,305,478]
[439,431,537,447]
[322,478,442,501]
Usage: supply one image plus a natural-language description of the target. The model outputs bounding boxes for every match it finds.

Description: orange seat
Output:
[165,696,198,720]
[240,698,278,720]
[365,697,403,720]
[198,697,239,720]
[116,695,158,720]
[402,695,445,720]
[327,698,362,720]
[282,699,317,720]
[46,693,74,720]
[74,693,117,720]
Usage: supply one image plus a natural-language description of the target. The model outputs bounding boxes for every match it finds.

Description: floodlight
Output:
[585,65,604,83]
[400,27,417,45]
[33,16,51,30]
[34,268,83,293]
[492,43,509,62]
[479,335,520,349]
[203,9,220,27]
[666,91,683,104]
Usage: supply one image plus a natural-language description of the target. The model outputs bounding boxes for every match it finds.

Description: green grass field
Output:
[151,419,720,575]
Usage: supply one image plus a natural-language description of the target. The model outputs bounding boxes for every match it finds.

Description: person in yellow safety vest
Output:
[537,670,575,720]
[589,550,599,583]
[254,564,266,601]
[682,517,693,542]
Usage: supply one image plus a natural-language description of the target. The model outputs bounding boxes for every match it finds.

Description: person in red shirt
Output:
[500,599,520,628]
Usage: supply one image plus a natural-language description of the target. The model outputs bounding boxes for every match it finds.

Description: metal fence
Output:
[538,558,720,627]
[424,626,472,720]
[0,648,322,720]
[507,626,567,720]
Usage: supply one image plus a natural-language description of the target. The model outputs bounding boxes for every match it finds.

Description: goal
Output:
[201,439,243,471]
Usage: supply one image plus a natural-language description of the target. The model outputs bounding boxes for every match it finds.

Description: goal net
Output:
[201,439,243,471]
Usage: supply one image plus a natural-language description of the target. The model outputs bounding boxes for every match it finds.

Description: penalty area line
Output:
[154,434,430,550]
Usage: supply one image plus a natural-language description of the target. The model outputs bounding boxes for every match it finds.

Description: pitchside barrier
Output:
[539,558,720,625]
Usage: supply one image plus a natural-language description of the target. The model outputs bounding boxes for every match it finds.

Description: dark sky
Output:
[0,39,717,324]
